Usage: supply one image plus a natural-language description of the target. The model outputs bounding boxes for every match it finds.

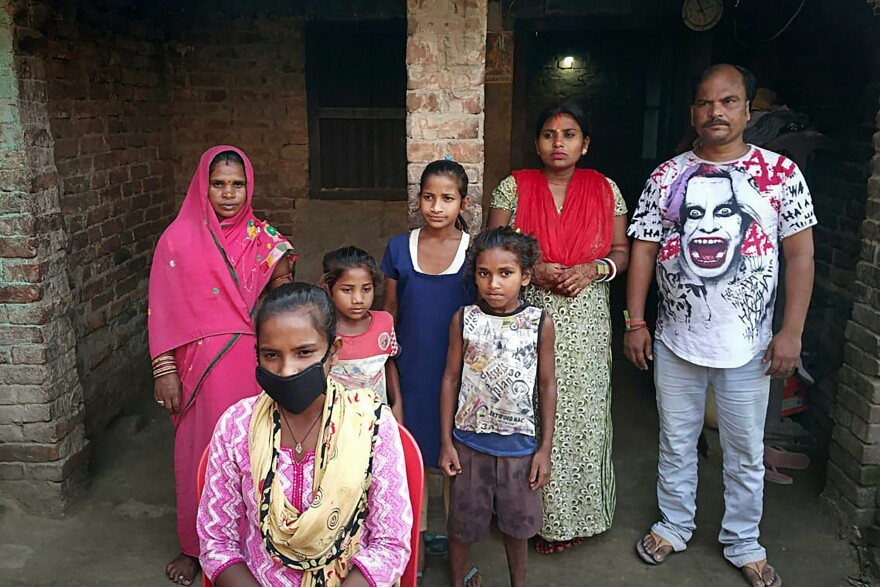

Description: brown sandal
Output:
[740,559,782,587]
[635,531,674,565]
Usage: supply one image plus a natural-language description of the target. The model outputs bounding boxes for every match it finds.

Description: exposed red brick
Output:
[0,236,38,258]
[0,284,42,303]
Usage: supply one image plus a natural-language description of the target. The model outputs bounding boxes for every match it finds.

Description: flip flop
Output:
[740,559,783,587]
[765,445,810,470]
[764,462,793,485]
[635,531,674,565]
[463,565,480,586]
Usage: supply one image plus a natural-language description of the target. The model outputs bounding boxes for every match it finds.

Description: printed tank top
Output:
[454,303,544,437]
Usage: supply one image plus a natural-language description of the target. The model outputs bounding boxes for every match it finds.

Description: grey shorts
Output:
[447,440,543,543]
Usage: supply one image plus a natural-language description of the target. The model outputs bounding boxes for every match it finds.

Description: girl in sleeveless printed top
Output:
[322,246,404,422]
[439,227,557,587]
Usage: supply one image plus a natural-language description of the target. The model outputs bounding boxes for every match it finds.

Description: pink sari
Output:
[147,145,298,557]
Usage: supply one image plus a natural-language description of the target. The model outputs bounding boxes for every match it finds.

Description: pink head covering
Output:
[148,145,297,357]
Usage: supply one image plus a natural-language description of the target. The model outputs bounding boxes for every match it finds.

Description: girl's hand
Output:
[340,567,370,587]
[438,444,462,478]
[554,263,597,297]
[532,262,565,290]
[154,372,183,415]
[529,447,551,491]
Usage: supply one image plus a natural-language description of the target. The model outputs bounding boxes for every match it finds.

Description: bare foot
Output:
[536,537,580,554]
[166,553,200,586]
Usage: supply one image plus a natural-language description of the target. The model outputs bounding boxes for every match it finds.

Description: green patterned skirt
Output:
[525,281,616,540]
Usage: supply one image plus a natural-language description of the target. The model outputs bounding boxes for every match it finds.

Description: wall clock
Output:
[682,0,724,31]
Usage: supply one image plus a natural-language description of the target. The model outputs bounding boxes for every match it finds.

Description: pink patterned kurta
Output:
[197,396,413,586]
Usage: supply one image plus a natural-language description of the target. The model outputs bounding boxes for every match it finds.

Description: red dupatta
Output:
[512,168,614,266]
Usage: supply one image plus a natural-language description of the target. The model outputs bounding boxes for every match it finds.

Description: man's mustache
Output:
[703,118,729,128]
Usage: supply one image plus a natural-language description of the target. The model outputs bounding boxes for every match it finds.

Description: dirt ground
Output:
[0,359,862,586]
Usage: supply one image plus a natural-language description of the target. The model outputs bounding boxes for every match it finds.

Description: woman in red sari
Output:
[487,102,630,554]
[148,145,297,585]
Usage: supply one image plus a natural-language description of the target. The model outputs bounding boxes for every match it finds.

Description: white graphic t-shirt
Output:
[455,304,543,437]
[627,146,816,368]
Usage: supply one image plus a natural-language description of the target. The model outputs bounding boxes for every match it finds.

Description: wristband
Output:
[623,310,647,331]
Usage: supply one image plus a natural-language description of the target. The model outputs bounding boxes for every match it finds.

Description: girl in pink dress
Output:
[197,283,412,587]
[148,146,296,585]
[322,246,404,422]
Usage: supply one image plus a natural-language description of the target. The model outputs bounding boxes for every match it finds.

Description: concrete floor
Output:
[0,359,861,586]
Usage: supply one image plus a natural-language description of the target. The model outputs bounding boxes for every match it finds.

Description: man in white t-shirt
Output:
[625,64,816,587]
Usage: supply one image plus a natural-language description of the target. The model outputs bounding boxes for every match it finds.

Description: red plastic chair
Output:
[397,422,425,587]
[196,446,213,587]
[196,424,424,587]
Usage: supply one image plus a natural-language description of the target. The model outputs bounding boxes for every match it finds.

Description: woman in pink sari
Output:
[148,145,297,585]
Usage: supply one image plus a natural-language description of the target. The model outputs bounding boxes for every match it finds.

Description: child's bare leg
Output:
[449,538,480,586]
[502,533,528,587]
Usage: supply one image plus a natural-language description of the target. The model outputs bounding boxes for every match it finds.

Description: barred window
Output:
[306,21,406,200]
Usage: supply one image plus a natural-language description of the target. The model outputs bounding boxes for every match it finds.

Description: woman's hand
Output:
[154,372,183,415]
[531,262,565,291]
[554,263,598,297]
[340,568,370,586]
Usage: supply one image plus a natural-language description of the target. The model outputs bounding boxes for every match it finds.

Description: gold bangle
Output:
[153,366,178,378]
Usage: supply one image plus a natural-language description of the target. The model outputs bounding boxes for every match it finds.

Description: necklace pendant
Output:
[294,442,303,455]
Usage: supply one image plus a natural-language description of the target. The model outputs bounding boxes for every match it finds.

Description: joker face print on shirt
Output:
[665,163,776,285]
[680,176,745,279]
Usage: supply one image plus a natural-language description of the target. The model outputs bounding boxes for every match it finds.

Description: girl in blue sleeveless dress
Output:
[381,159,474,572]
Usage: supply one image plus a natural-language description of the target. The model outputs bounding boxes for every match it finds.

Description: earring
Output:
[581,149,587,155]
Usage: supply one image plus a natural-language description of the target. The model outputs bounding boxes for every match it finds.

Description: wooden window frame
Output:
[306,21,407,201]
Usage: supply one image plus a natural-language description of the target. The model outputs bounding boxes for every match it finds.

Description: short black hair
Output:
[208,150,246,174]
[419,159,469,232]
[534,100,591,139]
[467,226,541,278]
[321,246,382,292]
[255,282,336,345]
[692,64,757,103]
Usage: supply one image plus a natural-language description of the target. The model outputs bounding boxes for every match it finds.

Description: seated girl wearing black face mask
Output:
[196,283,413,587]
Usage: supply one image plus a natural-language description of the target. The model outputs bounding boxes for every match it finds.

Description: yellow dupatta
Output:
[249,378,381,587]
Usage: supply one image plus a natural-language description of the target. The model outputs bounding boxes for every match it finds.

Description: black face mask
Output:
[256,346,332,414]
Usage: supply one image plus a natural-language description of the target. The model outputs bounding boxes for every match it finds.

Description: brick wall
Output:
[167,13,407,282]
[0,0,89,513]
[823,99,880,577]
[43,1,175,434]
[406,0,487,230]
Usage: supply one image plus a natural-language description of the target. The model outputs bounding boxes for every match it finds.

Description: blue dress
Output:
[381,230,473,468]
